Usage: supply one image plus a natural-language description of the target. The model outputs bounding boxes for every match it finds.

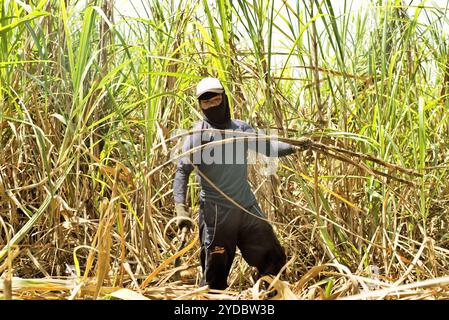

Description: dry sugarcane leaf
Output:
[107,288,150,300]
[252,275,298,300]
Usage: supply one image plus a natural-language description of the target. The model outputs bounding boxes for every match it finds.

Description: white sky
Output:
[113,0,449,27]
[114,0,363,18]
[111,0,448,80]
[113,0,449,43]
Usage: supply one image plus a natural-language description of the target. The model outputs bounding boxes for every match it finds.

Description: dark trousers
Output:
[199,200,286,290]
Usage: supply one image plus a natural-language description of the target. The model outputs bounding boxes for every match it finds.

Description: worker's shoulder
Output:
[232,119,253,131]
[191,120,205,129]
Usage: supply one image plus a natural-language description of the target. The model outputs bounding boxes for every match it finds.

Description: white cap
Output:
[195,77,224,98]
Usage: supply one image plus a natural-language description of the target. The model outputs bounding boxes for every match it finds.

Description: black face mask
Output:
[200,93,231,129]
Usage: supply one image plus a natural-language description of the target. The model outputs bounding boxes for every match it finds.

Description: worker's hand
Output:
[175,203,193,231]
[293,137,312,152]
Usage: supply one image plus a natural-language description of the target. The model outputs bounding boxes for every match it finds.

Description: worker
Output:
[173,77,309,290]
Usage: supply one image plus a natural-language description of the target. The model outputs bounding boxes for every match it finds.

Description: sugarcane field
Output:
[1,0,449,302]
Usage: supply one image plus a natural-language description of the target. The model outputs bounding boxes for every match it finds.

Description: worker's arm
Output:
[173,134,196,229]
[262,139,296,157]
[173,158,194,205]
[243,124,301,157]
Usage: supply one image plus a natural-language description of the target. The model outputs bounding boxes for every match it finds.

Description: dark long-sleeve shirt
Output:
[173,119,295,209]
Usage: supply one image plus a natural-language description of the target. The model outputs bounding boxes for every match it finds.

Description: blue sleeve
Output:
[173,133,195,205]
[242,122,295,157]
[266,140,296,157]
